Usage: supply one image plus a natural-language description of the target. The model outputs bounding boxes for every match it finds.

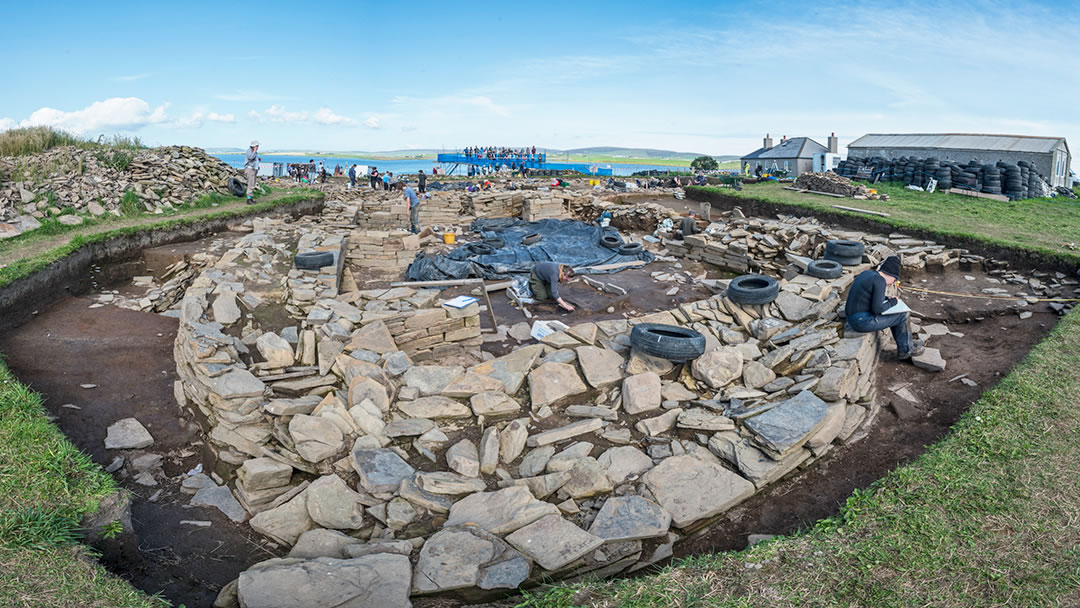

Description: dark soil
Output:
[0,220,1062,608]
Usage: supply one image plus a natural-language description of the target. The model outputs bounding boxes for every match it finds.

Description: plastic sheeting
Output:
[405,218,654,282]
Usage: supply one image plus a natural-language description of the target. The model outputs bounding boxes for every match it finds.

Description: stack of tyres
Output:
[936,165,952,190]
[924,157,940,189]
[981,164,1002,195]
[824,239,865,266]
[1004,164,1023,200]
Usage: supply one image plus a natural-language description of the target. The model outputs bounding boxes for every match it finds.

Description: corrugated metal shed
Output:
[848,133,1066,154]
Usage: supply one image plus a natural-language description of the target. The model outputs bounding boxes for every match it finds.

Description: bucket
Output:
[443,233,456,244]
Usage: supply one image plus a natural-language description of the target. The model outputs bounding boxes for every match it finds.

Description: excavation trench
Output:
[0,196,1065,608]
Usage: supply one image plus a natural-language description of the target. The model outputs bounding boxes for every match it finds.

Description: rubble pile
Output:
[793,172,889,200]
[574,198,682,232]
[169,206,897,604]
[464,191,524,217]
[0,145,238,224]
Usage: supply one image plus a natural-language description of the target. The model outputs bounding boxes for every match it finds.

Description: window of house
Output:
[784,161,790,171]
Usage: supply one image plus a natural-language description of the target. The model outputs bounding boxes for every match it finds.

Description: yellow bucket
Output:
[443,233,456,244]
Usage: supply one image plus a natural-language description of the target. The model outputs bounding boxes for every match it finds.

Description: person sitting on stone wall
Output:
[677,210,699,239]
[844,255,925,361]
[530,261,575,312]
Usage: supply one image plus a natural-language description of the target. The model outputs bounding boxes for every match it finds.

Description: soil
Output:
[0,214,1064,608]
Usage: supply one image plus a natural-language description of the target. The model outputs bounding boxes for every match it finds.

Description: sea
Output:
[212,153,686,177]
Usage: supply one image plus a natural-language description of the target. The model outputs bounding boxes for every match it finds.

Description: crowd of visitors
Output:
[463,146,545,164]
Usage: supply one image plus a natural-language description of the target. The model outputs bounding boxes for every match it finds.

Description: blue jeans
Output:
[847,311,912,354]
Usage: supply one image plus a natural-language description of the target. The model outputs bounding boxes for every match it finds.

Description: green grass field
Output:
[698,181,1080,264]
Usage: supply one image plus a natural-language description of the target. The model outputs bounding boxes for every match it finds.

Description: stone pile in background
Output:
[522,193,570,222]
[793,172,890,200]
[346,230,421,274]
[0,145,238,223]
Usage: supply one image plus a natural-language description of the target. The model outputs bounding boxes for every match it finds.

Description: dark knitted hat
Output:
[878,255,901,279]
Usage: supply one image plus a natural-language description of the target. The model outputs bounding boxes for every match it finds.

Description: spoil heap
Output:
[0,145,238,226]
[793,172,889,200]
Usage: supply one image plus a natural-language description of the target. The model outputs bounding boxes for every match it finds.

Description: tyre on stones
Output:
[823,252,863,267]
[629,323,706,362]
[726,274,779,305]
[806,259,843,279]
[227,177,246,197]
[468,242,496,255]
[600,233,623,249]
[617,242,643,255]
[824,239,864,260]
[294,251,335,270]
[522,233,542,245]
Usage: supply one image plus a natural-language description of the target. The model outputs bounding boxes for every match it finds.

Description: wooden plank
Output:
[579,260,648,272]
[947,187,1009,202]
[831,205,890,217]
[481,280,499,330]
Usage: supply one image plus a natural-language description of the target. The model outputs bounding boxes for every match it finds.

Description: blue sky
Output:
[2,0,1077,162]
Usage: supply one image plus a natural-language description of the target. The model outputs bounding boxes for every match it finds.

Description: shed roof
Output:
[742,137,826,161]
[848,133,1067,155]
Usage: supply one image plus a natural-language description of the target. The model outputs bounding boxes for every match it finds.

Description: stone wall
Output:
[177,213,885,607]
[345,230,421,274]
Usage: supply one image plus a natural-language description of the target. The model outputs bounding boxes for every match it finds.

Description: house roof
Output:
[742,137,826,161]
[848,133,1068,155]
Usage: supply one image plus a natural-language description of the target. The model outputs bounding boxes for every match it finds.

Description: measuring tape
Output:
[898,284,1080,303]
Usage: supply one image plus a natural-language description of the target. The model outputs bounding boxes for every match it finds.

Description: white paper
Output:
[882,298,911,315]
[443,295,477,309]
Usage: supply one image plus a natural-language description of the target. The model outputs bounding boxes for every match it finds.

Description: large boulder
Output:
[528,362,588,409]
[305,474,365,530]
[445,486,559,535]
[575,346,625,388]
[691,347,744,389]
[289,415,344,463]
[249,490,317,546]
[642,452,754,528]
[622,372,662,415]
[412,526,531,594]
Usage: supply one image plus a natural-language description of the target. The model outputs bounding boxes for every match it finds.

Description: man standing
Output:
[418,170,427,194]
[347,164,357,188]
[244,141,260,204]
[844,255,925,360]
[403,182,421,234]
[529,262,575,312]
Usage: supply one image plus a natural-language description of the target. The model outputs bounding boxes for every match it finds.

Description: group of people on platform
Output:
[287,160,330,184]
[463,146,545,164]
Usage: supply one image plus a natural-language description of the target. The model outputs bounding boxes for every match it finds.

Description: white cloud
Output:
[312,108,357,126]
[112,73,151,82]
[393,94,511,117]
[364,116,381,129]
[0,117,14,132]
[18,97,169,134]
[173,111,237,129]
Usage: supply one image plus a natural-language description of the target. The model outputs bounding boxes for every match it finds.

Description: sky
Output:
[2,0,1078,163]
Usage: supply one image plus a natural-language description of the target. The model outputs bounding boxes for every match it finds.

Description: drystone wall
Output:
[172,206,884,608]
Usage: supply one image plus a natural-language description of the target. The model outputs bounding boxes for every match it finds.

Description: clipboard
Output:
[882,298,911,316]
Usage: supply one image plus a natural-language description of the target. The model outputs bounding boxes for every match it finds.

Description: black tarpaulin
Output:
[405,218,653,281]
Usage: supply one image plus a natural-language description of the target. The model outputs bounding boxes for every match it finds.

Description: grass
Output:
[0,126,144,157]
[0,359,170,608]
[693,180,1080,265]
[521,309,1080,607]
[0,186,318,290]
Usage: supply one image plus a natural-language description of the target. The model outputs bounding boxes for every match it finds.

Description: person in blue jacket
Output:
[844,255,924,360]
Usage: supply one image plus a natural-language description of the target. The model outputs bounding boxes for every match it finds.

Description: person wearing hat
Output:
[244,141,260,204]
[678,210,699,239]
[844,255,924,360]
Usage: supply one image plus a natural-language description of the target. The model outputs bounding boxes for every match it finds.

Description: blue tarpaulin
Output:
[405,218,653,282]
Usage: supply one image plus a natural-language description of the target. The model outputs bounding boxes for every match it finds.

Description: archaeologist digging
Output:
[530,261,575,312]
[244,141,260,204]
[844,255,925,360]
[677,210,700,239]
[403,182,421,234]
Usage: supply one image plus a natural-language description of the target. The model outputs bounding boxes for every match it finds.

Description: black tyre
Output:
[825,239,865,259]
[468,242,496,255]
[617,242,643,255]
[629,323,706,362]
[727,274,779,305]
[483,237,505,249]
[600,233,623,249]
[522,233,542,245]
[227,177,246,197]
[824,252,863,266]
[807,259,843,279]
[295,251,334,270]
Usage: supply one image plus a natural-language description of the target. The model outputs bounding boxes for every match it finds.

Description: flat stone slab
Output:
[350,447,416,493]
[105,418,154,450]
[211,369,266,399]
[404,365,465,396]
[470,391,521,417]
[505,514,604,571]
[445,486,559,535]
[397,396,471,420]
[597,446,654,484]
[237,554,411,608]
[412,526,530,594]
[529,362,588,409]
[643,452,755,528]
[575,346,625,388]
[190,484,248,523]
[743,390,829,457]
[526,418,603,447]
[588,496,671,542]
[912,347,946,372]
[469,344,544,393]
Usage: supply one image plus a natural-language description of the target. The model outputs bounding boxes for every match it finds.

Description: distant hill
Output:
[203,146,737,162]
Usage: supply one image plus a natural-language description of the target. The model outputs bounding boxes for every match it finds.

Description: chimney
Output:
[763,133,773,150]
[828,132,838,154]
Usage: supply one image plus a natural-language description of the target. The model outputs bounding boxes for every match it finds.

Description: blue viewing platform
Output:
[436,153,614,176]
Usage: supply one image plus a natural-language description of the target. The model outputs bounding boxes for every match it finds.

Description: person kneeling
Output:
[530,262,575,312]
[844,255,924,360]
